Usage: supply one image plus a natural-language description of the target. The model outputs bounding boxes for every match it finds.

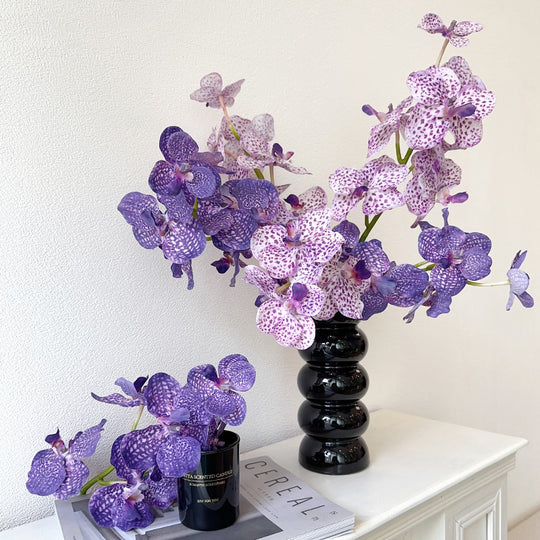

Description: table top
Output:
[1,409,527,539]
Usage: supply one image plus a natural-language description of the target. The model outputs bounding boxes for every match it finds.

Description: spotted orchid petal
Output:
[53,460,89,500]
[162,219,206,265]
[156,435,201,478]
[145,373,183,418]
[26,450,66,496]
[218,354,256,392]
[69,419,107,460]
[121,425,168,472]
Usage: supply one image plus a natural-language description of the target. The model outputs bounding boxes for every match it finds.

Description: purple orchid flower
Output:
[26,420,106,499]
[362,97,413,158]
[148,126,221,219]
[330,157,408,221]
[507,251,534,310]
[244,265,325,350]
[404,145,467,224]
[250,208,344,284]
[186,355,256,444]
[404,60,495,151]
[418,13,483,47]
[353,240,429,320]
[91,376,148,408]
[89,435,177,531]
[118,191,207,289]
[116,373,201,479]
[190,72,245,109]
[417,208,492,317]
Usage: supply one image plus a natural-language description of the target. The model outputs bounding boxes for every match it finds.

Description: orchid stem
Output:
[80,466,114,495]
[360,213,382,242]
[436,38,450,67]
[467,280,510,287]
[219,96,239,139]
[395,132,413,165]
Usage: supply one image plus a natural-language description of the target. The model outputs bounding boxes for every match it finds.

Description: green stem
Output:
[467,280,510,287]
[360,213,382,242]
[80,465,114,495]
[395,134,413,165]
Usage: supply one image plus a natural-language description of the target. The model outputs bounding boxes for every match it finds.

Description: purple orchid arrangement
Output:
[118,13,533,351]
[27,354,256,531]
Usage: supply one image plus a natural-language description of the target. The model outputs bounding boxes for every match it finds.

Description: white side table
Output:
[242,409,527,540]
[1,409,526,540]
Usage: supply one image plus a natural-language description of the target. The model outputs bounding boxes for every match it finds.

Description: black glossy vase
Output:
[297,314,370,475]
[178,431,240,530]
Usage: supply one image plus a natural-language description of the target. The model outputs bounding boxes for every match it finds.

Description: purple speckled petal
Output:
[426,292,453,318]
[221,78,245,106]
[362,187,404,215]
[418,13,444,33]
[459,247,492,280]
[162,128,198,163]
[144,473,177,509]
[328,167,364,196]
[218,354,256,392]
[110,435,134,481]
[53,459,89,500]
[145,373,183,418]
[353,240,391,274]
[221,392,247,426]
[449,117,483,149]
[213,210,257,251]
[148,160,178,196]
[156,435,201,478]
[118,192,161,227]
[162,219,206,265]
[387,264,429,306]
[69,419,106,460]
[405,105,450,150]
[242,265,277,297]
[331,193,361,222]
[333,221,360,249]
[91,392,143,407]
[360,290,388,320]
[205,391,236,417]
[89,484,126,528]
[158,191,193,224]
[430,265,467,296]
[121,425,168,472]
[456,86,495,119]
[26,449,66,496]
[186,164,220,199]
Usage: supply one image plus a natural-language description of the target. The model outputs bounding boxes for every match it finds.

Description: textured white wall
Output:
[1,0,539,532]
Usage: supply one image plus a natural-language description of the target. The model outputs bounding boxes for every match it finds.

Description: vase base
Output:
[298,435,370,475]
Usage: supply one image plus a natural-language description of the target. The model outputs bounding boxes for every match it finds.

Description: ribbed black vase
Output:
[297,314,370,474]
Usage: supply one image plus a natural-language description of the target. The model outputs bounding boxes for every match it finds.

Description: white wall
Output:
[1,0,538,531]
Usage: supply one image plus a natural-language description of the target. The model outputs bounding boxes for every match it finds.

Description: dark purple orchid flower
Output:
[150,127,221,198]
[114,373,201,478]
[416,208,492,317]
[353,240,429,320]
[88,433,178,531]
[186,355,256,444]
[26,420,106,499]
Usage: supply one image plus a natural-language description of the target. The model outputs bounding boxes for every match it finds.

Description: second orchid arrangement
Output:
[118,13,533,350]
[26,355,256,531]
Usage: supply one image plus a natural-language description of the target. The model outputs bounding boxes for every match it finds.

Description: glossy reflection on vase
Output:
[297,314,370,474]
